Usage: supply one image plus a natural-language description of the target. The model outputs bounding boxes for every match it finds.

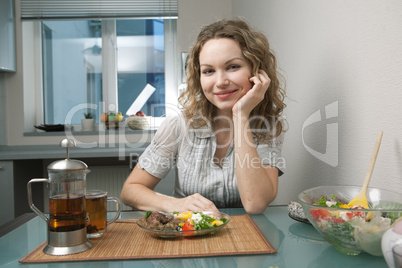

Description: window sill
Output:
[25,117,166,136]
[24,126,158,137]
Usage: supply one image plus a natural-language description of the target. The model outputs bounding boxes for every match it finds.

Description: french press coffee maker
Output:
[28,139,92,255]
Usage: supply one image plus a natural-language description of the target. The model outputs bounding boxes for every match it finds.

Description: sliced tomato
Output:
[310,209,331,221]
[310,209,346,223]
[330,217,346,224]
[346,211,366,220]
[182,221,195,231]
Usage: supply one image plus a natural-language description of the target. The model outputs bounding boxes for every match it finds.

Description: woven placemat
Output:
[20,214,276,263]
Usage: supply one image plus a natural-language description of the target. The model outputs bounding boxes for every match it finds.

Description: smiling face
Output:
[199,38,253,116]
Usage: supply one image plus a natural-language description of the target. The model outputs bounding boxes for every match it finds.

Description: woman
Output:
[121,19,286,215]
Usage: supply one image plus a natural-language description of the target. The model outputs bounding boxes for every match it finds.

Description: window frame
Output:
[28,18,178,129]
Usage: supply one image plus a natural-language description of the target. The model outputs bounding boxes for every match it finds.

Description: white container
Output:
[382,221,402,268]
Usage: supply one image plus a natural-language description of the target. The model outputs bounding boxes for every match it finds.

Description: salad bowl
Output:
[298,185,402,256]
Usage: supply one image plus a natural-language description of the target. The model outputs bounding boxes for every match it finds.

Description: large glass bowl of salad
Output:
[298,185,402,256]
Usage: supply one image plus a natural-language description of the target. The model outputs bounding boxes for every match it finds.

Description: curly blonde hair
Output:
[179,19,286,142]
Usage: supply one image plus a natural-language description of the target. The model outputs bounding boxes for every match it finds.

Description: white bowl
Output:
[126,116,150,130]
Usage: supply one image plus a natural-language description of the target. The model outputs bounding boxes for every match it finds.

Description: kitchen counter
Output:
[0,206,388,268]
[0,143,150,161]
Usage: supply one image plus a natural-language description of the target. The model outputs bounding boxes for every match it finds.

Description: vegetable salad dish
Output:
[309,195,402,256]
[142,211,228,231]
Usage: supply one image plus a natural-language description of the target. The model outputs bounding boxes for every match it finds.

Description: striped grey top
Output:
[139,114,284,208]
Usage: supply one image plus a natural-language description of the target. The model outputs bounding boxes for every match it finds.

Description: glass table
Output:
[0,206,388,267]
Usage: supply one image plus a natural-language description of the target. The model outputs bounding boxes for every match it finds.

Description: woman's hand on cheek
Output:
[232,70,271,117]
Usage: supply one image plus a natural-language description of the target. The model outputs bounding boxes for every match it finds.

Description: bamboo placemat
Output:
[20,214,276,263]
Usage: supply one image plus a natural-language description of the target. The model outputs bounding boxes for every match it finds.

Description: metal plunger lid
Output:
[47,139,88,172]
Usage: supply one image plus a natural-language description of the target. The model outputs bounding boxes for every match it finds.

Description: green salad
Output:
[309,195,401,256]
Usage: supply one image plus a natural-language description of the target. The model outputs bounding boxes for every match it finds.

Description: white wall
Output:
[177,0,233,55]
[233,0,402,205]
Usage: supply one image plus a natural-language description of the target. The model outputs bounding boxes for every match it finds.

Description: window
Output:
[39,18,176,125]
[116,19,166,118]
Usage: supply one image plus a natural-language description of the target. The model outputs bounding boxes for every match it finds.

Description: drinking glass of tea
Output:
[86,190,121,238]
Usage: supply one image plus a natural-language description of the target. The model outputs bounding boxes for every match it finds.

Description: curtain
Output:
[21,0,178,20]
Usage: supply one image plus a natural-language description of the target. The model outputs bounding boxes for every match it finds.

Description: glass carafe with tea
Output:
[27,139,92,255]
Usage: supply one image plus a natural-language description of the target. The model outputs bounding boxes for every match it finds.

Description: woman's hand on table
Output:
[171,193,221,218]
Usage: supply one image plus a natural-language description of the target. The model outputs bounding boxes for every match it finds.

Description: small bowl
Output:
[298,185,402,256]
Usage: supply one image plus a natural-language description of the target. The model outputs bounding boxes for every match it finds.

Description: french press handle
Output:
[27,178,49,222]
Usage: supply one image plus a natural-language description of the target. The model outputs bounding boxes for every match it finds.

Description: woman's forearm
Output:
[120,165,175,211]
[121,182,175,212]
[233,115,278,214]
[121,165,220,214]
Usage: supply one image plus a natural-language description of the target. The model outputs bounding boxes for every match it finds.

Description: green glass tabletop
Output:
[0,206,388,267]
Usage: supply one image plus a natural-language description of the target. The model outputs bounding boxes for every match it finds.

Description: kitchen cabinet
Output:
[0,160,44,226]
[0,0,16,72]
[0,161,14,226]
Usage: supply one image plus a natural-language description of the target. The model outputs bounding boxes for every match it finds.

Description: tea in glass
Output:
[86,190,120,238]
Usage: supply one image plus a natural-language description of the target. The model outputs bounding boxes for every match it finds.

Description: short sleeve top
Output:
[138,114,284,208]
